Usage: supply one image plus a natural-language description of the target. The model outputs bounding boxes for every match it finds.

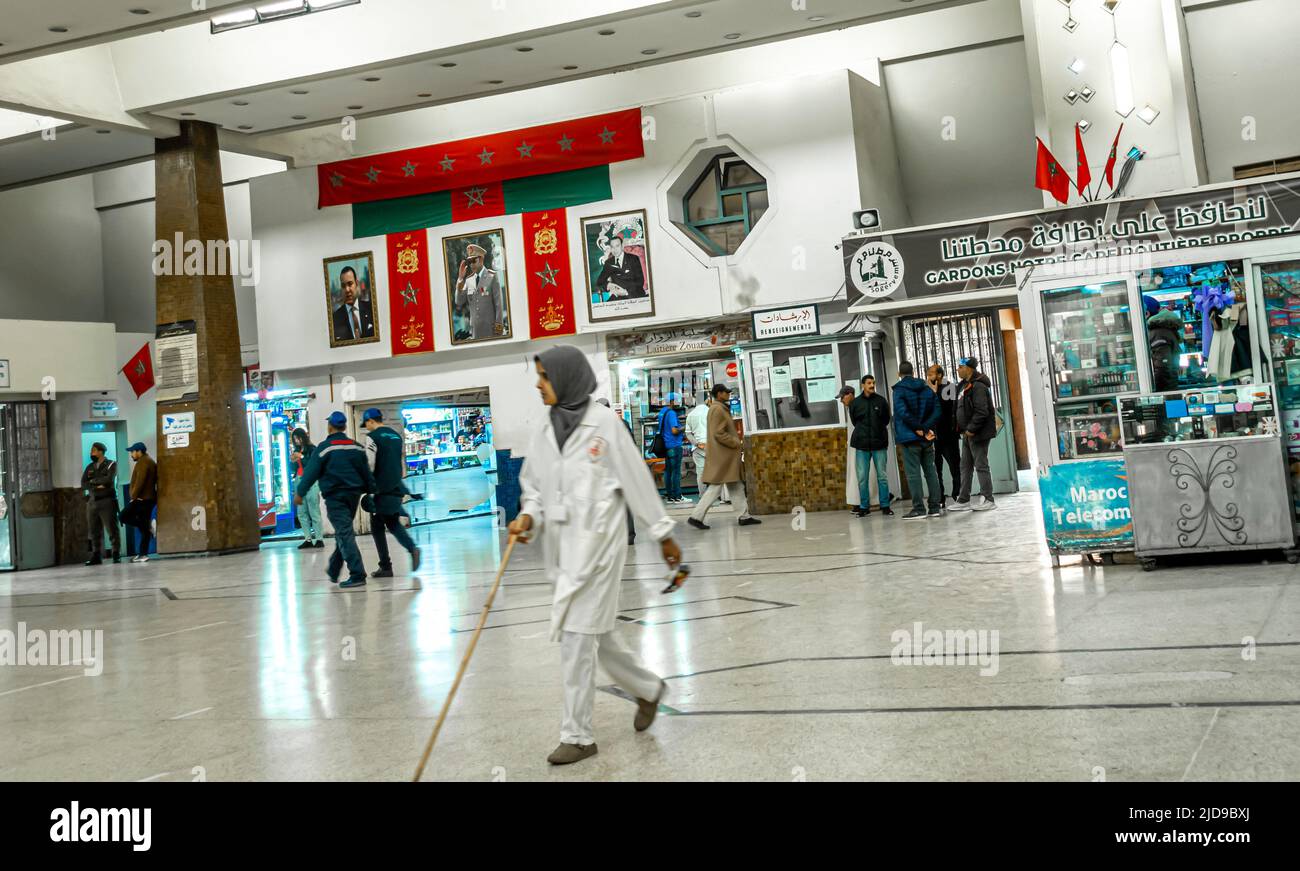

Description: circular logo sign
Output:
[849,241,905,300]
[725,362,739,378]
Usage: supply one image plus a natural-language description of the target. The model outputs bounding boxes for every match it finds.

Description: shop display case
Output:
[244,389,310,534]
[1256,258,1300,520]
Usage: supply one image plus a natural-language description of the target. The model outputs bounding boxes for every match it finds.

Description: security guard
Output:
[360,408,422,578]
[81,442,120,566]
[295,411,376,588]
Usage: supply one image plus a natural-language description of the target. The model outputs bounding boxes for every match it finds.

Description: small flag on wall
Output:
[385,230,436,356]
[121,342,154,398]
[522,209,577,339]
[1034,137,1073,205]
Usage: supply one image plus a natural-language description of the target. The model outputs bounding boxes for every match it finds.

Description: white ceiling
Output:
[0,125,155,187]
[0,0,255,62]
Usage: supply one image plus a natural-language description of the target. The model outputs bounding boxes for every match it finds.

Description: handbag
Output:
[649,408,669,458]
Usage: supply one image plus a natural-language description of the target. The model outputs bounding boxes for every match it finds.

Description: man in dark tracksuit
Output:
[81,442,120,565]
[927,364,961,504]
[360,408,421,578]
[949,356,998,512]
[295,411,376,588]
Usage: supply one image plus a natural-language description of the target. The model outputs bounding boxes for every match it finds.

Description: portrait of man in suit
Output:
[324,253,381,348]
[582,209,655,323]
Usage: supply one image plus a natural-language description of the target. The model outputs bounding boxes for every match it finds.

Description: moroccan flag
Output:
[121,342,154,398]
[385,230,435,356]
[318,108,642,208]
[1074,124,1092,195]
[352,165,612,238]
[1034,137,1072,204]
[522,209,576,339]
[1103,123,1124,189]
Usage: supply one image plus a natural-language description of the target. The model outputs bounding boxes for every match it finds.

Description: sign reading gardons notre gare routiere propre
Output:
[842,175,1300,309]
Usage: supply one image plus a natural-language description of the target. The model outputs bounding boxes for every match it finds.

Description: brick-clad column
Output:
[153,121,260,554]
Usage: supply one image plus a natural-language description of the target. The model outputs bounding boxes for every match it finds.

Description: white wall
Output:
[0,175,105,322]
[0,319,115,393]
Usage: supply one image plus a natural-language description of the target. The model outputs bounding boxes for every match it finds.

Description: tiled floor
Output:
[1,493,1297,781]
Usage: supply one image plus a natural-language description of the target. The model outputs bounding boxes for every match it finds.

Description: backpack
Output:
[649,408,670,458]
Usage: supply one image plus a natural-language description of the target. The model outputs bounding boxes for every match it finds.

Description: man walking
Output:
[847,375,893,517]
[295,411,376,588]
[658,392,686,503]
[81,442,120,565]
[122,442,157,563]
[687,384,760,529]
[360,408,422,578]
[927,364,961,505]
[950,357,998,512]
[891,361,943,521]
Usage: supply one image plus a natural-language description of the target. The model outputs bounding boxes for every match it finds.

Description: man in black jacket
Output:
[847,375,893,517]
[593,236,646,299]
[295,411,377,588]
[361,408,421,578]
[331,266,376,342]
[81,442,120,565]
[949,357,997,512]
[927,364,961,505]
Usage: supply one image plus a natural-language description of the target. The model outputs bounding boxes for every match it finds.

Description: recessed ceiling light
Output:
[129,8,152,14]
[1103,0,1120,12]
[238,125,254,131]
[1077,119,1092,133]
[1079,84,1095,102]
[685,11,702,17]
[486,80,504,85]
[641,48,658,55]
[809,16,827,22]
[563,65,579,70]
[347,105,363,110]
[291,89,309,95]
[1067,57,1085,75]
[1137,104,1160,124]
[95,129,111,134]
[363,76,381,82]
[598,29,615,36]
[291,114,308,120]
[48,26,69,33]
[723,32,741,40]
[1064,89,1079,105]
[180,111,195,116]
[1063,16,1078,33]
[232,100,249,106]
[416,93,431,98]
[516,46,534,52]
[439,61,457,68]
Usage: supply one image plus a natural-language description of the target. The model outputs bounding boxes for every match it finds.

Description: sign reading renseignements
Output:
[843,175,1300,309]
[751,304,819,341]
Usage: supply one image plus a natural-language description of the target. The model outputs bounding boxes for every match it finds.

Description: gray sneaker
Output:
[547,742,598,765]
[949,500,974,512]
[903,508,928,521]
[972,496,996,511]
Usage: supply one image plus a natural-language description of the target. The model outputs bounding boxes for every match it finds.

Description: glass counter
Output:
[1119,384,1278,445]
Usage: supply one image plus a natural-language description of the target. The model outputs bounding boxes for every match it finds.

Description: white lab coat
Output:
[520,401,675,641]
[845,420,858,505]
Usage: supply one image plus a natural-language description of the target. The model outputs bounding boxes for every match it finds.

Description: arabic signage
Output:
[843,176,1300,309]
[90,399,119,418]
[751,304,820,341]
[155,320,199,402]
[1038,458,1134,553]
[161,411,196,435]
[605,320,752,359]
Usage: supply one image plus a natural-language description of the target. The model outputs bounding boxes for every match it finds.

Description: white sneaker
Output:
[972,497,996,512]
[949,500,974,512]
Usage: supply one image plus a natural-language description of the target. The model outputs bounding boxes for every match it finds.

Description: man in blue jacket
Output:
[361,408,422,578]
[295,411,376,588]
[891,361,943,521]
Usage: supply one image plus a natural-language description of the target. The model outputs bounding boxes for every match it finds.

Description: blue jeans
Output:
[324,493,367,582]
[663,446,683,500]
[854,448,890,509]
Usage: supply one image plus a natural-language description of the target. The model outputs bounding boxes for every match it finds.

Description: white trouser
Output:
[561,629,662,746]
[692,449,728,500]
[690,482,749,522]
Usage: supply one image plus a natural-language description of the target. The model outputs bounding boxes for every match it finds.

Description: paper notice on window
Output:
[787,356,806,380]
[805,353,836,379]
[770,366,793,398]
[1103,312,1115,326]
[155,320,199,402]
[755,366,770,390]
[752,351,774,371]
[806,377,838,404]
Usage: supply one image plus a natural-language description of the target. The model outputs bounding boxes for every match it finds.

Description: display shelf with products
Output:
[1042,281,1139,401]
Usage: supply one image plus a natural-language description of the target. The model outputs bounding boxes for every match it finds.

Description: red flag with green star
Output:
[1034,137,1073,204]
[121,342,154,398]
[385,230,435,356]
[1103,123,1124,190]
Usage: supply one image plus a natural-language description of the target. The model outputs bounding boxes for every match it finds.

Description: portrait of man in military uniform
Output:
[444,229,512,345]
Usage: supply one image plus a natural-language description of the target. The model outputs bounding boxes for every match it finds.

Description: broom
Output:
[411,532,519,782]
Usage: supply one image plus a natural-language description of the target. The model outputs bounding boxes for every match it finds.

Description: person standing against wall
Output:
[295,411,376,588]
[290,428,325,549]
[122,442,157,563]
[687,384,760,529]
[891,361,943,521]
[927,364,961,506]
[361,408,422,577]
[658,392,686,504]
[848,375,893,517]
[81,442,120,566]
[949,357,998,512]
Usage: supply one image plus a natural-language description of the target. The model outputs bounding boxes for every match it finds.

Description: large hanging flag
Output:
[522,209,577,339]
[1103,123,1124,189]
[121,342,155,398]
[1034,137,1073,204]
[352,164,612,238]
[318,108,642,208]
[1074,124,1092,196]
[385,230,435,356]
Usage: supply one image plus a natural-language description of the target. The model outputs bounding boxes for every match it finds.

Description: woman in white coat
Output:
[509,345,683,766]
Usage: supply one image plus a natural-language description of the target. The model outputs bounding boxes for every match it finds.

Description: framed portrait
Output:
[443,228,513,346]
[582,209,655,322]
[323,252,381,349]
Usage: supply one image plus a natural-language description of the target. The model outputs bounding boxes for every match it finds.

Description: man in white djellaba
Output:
[509,345,683,766]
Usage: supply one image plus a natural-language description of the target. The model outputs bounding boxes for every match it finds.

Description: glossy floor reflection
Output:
[2,494,1298,781]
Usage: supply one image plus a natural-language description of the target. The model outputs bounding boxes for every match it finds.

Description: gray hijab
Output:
[536,345,597,451]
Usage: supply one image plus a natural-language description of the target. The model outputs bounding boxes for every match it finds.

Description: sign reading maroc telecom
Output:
[1038,459,1133,554]
[842,176,1300,309]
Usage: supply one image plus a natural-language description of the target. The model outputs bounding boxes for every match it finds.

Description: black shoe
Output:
[85,557,102,566]
[327,575,340,584]
[410,547,422,572]
[738,517,761,526]
[881,507,895,517]
[111,554,120,564]
[687,517,709,530]
[851,507,868,517]
[903,508,928,521]
[339,577,367,589]
[927,507,943,518]
[314,541,326,548]
[298,541,315,550]
[371,568,394,579]
[628,534,636,545]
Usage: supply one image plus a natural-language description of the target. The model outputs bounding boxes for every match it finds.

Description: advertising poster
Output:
[1038,459,1134,553]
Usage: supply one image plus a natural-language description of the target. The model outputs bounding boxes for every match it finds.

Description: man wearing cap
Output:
[950,357,998,512]
[453,242,506,341]
[122,442,158,562]
[361,408,421,578]
[658,392,685,503]
[295,411,377,588]
[81,442,120,566]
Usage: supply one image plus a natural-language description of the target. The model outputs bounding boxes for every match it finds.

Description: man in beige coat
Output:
[687,383,761,529]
